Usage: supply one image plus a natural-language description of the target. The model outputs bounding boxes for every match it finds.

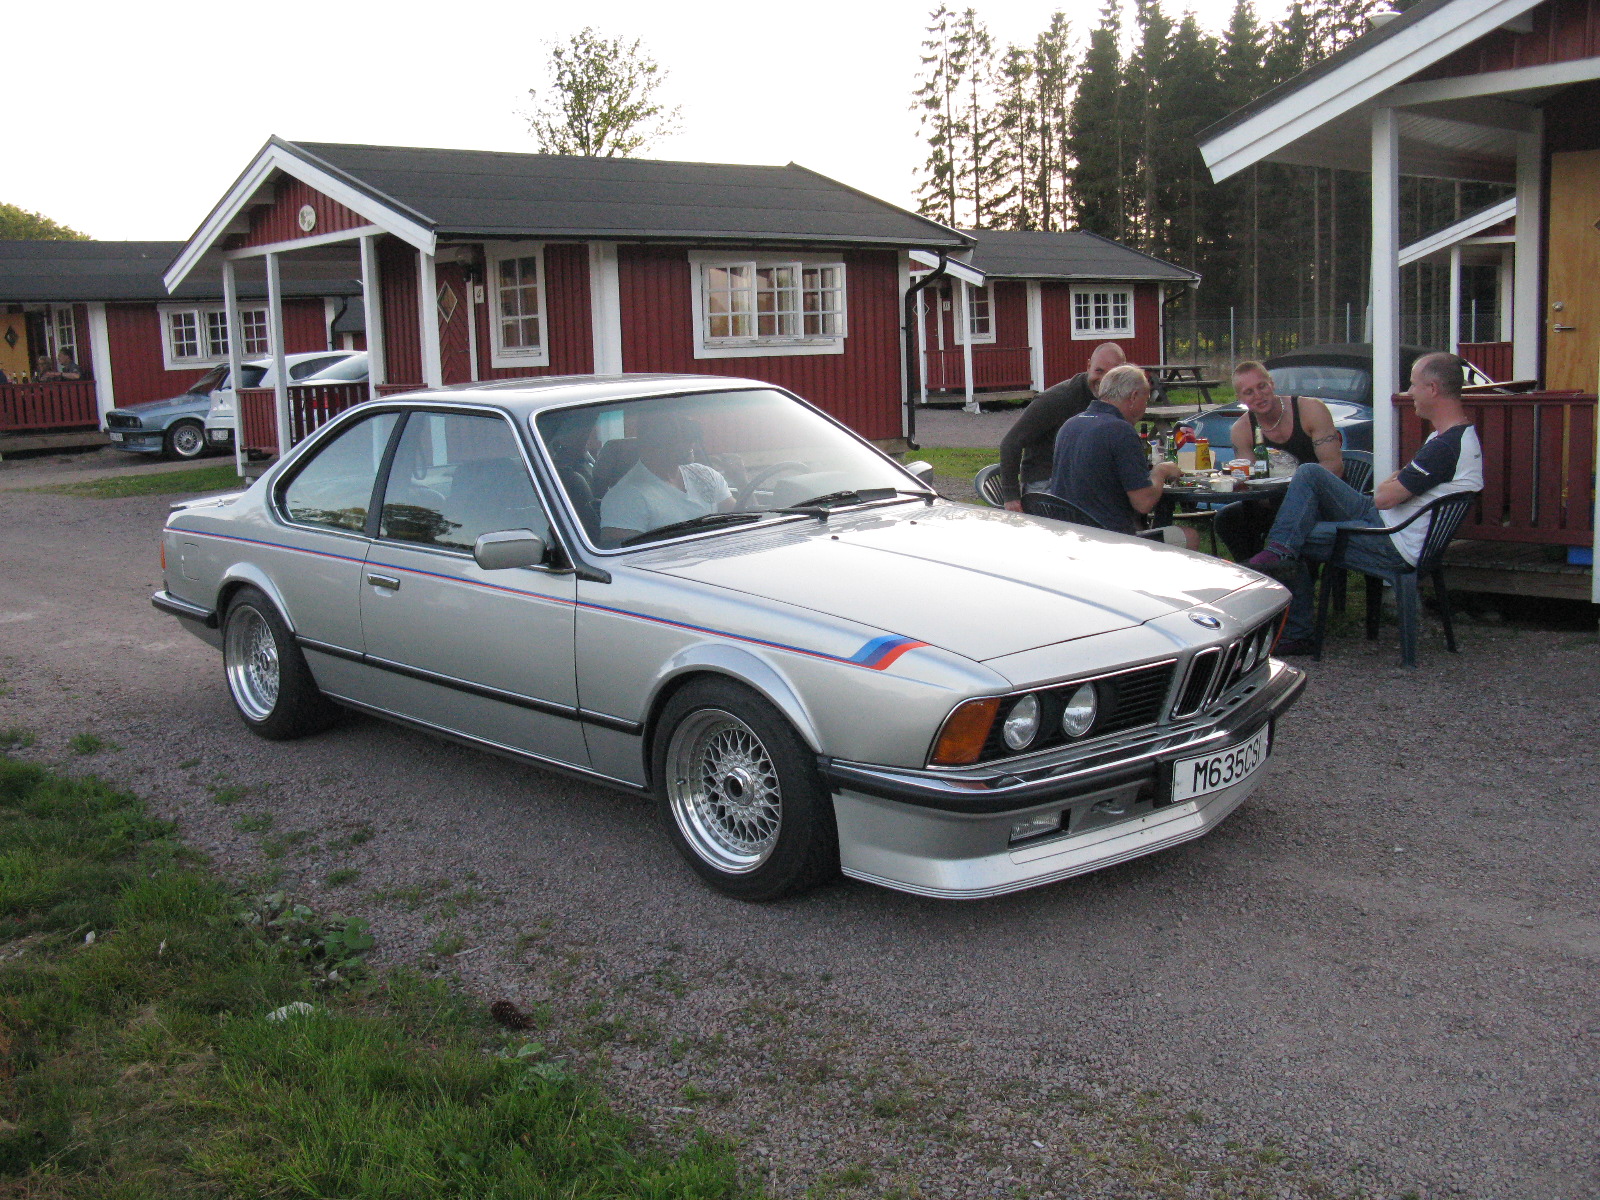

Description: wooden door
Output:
[0,314,29,380]
[1545,149,1600,392]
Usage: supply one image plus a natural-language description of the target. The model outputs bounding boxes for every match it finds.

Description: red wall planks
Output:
[237,177,370,249]
[617,246,904,441]
[1419,0,1600,80]
[991,281,1030,349]
[1039,282,1163,386]
[102,298,329,407]
[471,243,594,381]
[378,236,422,386]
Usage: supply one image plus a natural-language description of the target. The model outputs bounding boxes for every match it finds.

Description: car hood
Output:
[113,394,208,415]
[640,502,1261,661]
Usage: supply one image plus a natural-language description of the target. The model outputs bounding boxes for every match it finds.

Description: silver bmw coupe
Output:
[154,375,1304,901]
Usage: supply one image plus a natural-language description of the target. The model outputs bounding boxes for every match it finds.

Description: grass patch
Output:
[0,727,35,751]
[68,732,115,756]
[37,463,244,499]
[902,446,999,482]
[0,757,752,1198]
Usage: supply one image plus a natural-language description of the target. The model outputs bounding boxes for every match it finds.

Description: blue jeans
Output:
[1266,464,1410,640]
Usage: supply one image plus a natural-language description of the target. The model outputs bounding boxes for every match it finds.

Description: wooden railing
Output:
[924,346,1033,391]
[0,381,99,433]
[1458,341,1514,382]
[238,384,370,457]
[1397,391,1596,546]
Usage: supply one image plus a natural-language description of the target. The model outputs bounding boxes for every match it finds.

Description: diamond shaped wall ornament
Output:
[3,327,16,349]
[436,282,459,323]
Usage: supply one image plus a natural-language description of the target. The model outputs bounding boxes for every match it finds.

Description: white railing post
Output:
[958,279,976,414]
[1370,107,1402,481]
[359,235,385,401]
[1449,244,1463,354]
[417,249,443,389]
[1512,114,1544,383]
[266,252,291,460]
[222,258,246,474]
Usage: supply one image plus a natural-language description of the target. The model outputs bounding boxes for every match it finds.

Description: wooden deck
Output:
[1443,539,1593,602]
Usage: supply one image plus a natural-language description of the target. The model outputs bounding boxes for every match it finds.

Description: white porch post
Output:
[417,249,443,388]
[1448,245,1463,353]
[1497,248,1515,343]
[1370,107,1402,481]
[1026,282,1045,391]
[917,293,929,407]
[1512,112,1544,382]
[359,235,385,402]
[85,303,115,424]
[222,259,246,474]
[266,252,291,459]
[958,279,976,413]
[588,241,623,374]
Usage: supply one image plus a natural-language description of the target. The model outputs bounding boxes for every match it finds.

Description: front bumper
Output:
[106,428,163,452]
[205,413,235,444]
[822,659,1305,899]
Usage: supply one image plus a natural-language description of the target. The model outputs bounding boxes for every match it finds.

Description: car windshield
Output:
[1269,364,1367,405]
[535,388,921,549]
[186,366,228,395]
[298,354,368,383]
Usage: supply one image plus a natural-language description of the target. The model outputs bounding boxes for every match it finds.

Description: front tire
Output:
[164,420,206,461]
[222,587,340,740]
[653,679,838,901]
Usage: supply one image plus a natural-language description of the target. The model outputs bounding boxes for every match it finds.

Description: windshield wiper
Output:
[618,511,766,547]
[776,488,932,518]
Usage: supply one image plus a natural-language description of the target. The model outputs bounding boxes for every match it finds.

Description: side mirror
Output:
[903,460,935,486]
[473,528,546,571]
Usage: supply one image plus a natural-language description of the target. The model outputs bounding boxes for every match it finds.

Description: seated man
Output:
[599,412,732,545]
[1214,360,1344,560]
[1047,364,1192,547]
[1246,352,1482,655]
[998,341,1125,510]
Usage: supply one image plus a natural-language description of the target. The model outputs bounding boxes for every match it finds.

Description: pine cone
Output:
[489,999,533,1030]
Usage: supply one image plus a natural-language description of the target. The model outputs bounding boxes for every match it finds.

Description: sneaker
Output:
[1273,638,1316,656]
[1245,548,1287,568]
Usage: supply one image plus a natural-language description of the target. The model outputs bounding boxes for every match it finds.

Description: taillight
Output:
[930,697,1000,766]
[160,539,166,572]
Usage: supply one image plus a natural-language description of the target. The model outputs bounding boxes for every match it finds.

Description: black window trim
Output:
[271,406,407,543]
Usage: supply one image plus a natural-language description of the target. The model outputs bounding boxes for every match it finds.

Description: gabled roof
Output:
[168,137,971,291]
[1399,196,1516,264]
[1197,0,1579,183]
[958,229,1198,283]
[0,240,356,302]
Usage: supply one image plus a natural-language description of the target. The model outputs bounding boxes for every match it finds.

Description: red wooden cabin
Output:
[1199,0,1600,602]
[0,240,354,442]
[915,230,1197,407]
[164,138,971,466]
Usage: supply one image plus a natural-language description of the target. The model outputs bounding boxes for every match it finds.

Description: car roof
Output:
[368,374,773,416]
[1264,343,1432,368]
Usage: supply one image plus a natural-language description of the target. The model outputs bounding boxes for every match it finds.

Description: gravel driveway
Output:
[1,485,1595,1200]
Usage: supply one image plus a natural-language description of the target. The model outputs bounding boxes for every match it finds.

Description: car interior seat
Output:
[593,438,639,498]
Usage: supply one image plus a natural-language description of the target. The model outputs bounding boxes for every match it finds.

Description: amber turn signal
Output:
[930,697,1001,766]
[159,540,166,572]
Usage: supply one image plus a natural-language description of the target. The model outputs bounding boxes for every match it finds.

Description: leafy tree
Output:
[0,203,88,240]
[524,28,680,157]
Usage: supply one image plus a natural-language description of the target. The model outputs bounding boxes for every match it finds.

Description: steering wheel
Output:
[735,460,808,509]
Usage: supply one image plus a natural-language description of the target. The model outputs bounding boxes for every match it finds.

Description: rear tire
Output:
[164,420,206,461]
[222,587,340,740]
[653,678,839,901]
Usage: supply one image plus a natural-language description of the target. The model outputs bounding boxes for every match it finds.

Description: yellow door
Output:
[1545,149,1600,392]
[0,314,30,380]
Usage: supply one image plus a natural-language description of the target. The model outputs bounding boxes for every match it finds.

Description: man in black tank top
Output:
[1214,360,1346,560]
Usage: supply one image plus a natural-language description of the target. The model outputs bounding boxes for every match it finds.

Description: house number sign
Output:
[297,205,317,233]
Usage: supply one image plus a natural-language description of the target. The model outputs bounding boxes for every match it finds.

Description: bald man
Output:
[998,342,1126,511]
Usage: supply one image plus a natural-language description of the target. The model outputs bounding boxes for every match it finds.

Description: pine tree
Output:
[1126,0,1174,252]
[1068,1,1126,240]
[913,5,965,226]
[1029,13,1075,232]
[951,9,1008,228]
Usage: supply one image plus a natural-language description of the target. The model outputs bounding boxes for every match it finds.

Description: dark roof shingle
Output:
[959,229,1198,282]
[0,239,356,302]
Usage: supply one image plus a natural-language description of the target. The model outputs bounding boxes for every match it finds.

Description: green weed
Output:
[0,726,36,751]
[69,732,116,755]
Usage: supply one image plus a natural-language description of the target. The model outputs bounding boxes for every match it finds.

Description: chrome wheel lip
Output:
[170,424,205,456]
[665,707,782,875]
[224,604,280,722]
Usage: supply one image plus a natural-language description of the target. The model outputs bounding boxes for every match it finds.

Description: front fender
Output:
[648,641,823,753]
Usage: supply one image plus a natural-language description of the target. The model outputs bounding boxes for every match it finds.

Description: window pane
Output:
[496,256,542,353]
[280,412,399,533]
[242,310,269,356]
[169,312,199,359]
[381,412,547,553]
[205,311,230,358]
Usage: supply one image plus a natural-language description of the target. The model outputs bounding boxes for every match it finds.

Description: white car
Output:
[203,351,369,448]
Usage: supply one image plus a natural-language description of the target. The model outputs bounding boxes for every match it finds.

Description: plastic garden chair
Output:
[1312,490,1479,668]
[973,462,1007,508]
[1020,491,1102,525]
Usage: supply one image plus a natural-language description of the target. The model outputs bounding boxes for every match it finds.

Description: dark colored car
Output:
[1176,344,1498,458]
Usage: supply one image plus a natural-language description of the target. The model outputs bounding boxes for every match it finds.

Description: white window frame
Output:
[689,253,848,359]
[159,303,269,369]
[962,283,995,345]
[484,241,550,369]
[1069,286,1135,340]
[48,304,79,364]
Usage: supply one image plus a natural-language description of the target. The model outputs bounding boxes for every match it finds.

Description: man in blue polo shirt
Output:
[1246,352,1483,654]
[1048,364,1189,543]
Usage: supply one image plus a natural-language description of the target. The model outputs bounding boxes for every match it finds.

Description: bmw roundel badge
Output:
[1188,613,1223,629]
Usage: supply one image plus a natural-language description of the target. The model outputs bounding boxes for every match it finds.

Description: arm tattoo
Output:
[1313,432,1341,446]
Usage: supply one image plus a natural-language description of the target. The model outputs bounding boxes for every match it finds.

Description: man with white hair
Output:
[998,342,1126,510]
[1047,363,1192,545]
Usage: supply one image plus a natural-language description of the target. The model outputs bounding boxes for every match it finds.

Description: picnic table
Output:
[1157,473,1290,554]
[1141,363,1221,410]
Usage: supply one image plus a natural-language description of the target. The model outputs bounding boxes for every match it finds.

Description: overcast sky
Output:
[5,0,1286,242]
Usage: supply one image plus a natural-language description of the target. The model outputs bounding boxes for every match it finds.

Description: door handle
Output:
[366,572,401,590]
[1552,324,1576,332]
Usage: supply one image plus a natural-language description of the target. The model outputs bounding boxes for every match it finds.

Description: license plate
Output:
[107,431,124,442]
[1172,724,1270,802]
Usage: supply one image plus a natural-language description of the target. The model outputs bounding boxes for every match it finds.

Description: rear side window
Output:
[379,412,548,555]
[279,412,399,533]
[287,355,349,381]
[1269,365,1367,406]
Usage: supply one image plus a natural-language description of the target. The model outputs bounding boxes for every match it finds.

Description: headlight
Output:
[1001,693,1041,751]
[1060,683,1098,738]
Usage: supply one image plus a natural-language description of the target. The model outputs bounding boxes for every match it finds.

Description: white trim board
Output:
[165,141,435,293]
[222,224,385,261]
[1200,0,1546,181]
[909,250,985,287]
[1400,196,1516,265]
